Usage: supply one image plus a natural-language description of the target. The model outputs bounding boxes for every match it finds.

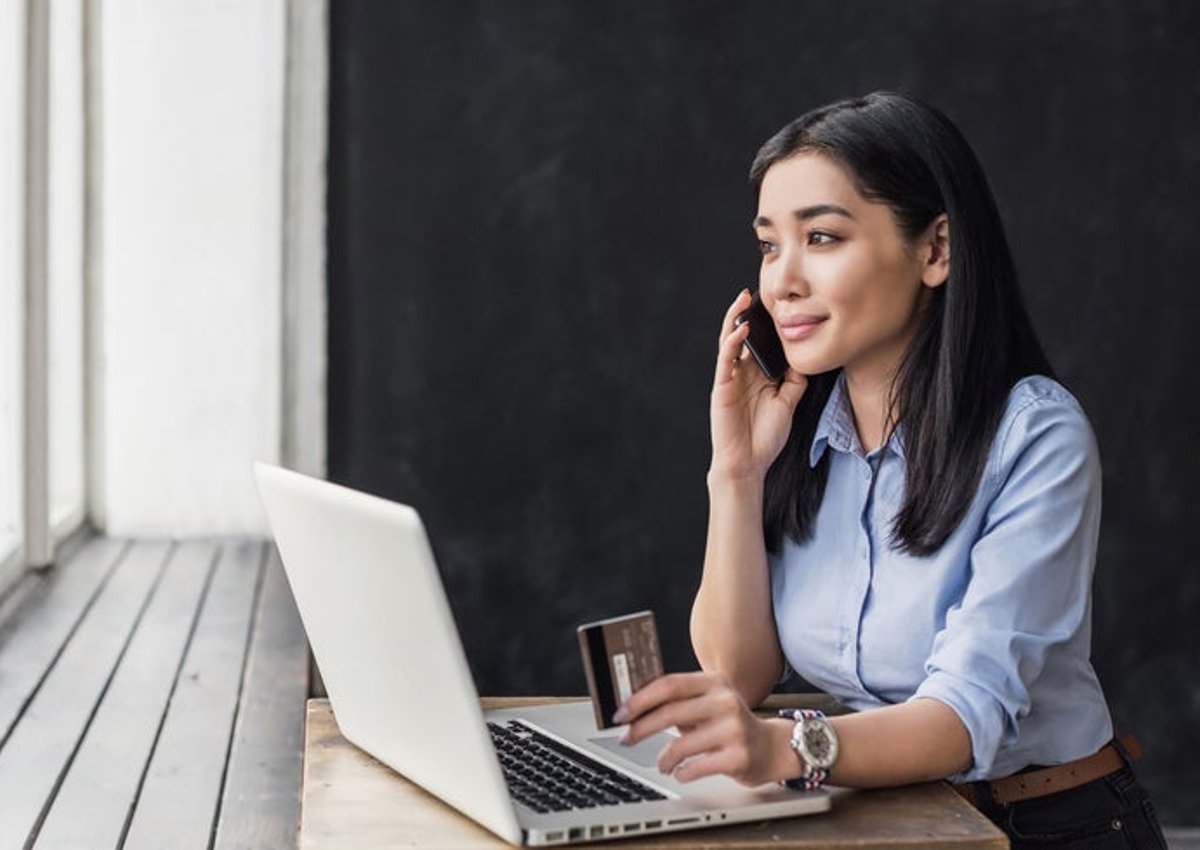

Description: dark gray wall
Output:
[327,1,1200,822]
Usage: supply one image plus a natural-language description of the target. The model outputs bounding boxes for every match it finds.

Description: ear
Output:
[920,213,950,288]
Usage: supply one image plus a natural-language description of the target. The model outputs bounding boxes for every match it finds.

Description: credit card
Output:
[577,610,664,729]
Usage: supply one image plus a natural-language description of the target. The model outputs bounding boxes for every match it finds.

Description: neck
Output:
[843,365,900,454]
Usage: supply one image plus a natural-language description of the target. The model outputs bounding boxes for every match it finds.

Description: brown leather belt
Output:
[953,733,1141,808]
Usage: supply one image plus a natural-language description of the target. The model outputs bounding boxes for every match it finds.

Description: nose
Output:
[761,243,807,302]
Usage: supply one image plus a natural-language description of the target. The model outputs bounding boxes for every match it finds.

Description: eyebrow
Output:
[752,204,856,228]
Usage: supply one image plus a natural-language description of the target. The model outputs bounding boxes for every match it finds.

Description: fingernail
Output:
[613,705,629,724]
[619,730,631,746]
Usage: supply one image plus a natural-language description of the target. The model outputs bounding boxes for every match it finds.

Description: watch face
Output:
[801,719,838,769]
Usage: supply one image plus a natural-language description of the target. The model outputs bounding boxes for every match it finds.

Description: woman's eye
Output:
[757,239,776,255]
[808,231,838,246]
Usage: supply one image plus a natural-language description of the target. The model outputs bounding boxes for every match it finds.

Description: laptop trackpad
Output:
[588,731,676,769]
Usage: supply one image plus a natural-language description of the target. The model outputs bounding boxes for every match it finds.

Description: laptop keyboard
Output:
[488,720,667,814]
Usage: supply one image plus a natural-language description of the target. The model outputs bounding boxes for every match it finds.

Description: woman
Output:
[615,92,1166,848]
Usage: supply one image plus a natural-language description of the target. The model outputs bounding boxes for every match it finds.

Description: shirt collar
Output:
[810,372,857,466]
[809,371,907,466]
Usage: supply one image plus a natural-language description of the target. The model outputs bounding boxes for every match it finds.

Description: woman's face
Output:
[753,152,946,385]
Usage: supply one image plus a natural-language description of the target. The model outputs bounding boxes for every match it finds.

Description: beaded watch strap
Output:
[777,708,830,792]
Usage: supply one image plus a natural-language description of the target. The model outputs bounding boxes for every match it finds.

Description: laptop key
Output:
[488,720,664,811]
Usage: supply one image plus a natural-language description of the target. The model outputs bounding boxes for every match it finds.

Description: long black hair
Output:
[751,92,1053,556]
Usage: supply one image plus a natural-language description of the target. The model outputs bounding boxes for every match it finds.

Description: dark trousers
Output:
[965,766,1167,849]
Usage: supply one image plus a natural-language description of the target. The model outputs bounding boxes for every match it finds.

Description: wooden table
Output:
[302,697,1008,849]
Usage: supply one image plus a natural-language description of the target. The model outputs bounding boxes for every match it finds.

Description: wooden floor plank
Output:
[122,541,265,850]
[32,541,219,850]
[0,536,128,745]
[0,541,170,850]
[213,547,309,850]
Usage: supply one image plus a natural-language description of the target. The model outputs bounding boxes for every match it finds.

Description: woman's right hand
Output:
[710,289,808,482]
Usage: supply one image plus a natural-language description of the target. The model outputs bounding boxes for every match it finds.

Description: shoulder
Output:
[986,375,1100,484]
[1002,375,1089,427]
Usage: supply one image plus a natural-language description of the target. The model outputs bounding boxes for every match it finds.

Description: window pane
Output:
[0,2,23,569]
[49,0,85,537]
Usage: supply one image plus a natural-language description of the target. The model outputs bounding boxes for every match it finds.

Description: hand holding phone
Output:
[733,291,788,382]
[710,289,808,482]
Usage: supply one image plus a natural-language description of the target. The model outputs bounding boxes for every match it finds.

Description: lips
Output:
[776,315,827,342]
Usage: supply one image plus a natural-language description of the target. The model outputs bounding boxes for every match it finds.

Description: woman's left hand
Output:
[613,672,796,787]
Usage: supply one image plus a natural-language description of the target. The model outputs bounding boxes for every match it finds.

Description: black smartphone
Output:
[734,291,788,382]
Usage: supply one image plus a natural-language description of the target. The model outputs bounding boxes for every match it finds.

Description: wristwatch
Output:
[777,708,839,791]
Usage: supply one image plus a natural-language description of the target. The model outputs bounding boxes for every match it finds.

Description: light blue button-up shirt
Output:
[769,372,1113,781]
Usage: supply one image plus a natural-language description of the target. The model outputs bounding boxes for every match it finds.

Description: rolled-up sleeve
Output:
[910,394,1102,781]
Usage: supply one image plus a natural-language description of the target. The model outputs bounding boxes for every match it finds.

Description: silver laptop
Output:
[254,462,830,846]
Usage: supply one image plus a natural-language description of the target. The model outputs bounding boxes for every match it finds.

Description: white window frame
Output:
[2,0,97,594]
[282,0,328,480]
[22,0,54,572]
[47,0,88,544]
[1,0,53,595]
[0,4,28,592]
[2,0,327,598]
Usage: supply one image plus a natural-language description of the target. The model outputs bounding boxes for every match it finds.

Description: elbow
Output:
[924,734,973,783]
[693,652,777,708]
[949,723,974,776]
[689,606,781,707]
[735,676,776,709]
[915,697,975,780]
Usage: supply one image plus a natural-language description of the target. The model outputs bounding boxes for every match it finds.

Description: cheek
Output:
[811,261,872,329]
[827,255,921,328]
[829,298,914,356]
[817,285,923,366]
[757,262,779,296]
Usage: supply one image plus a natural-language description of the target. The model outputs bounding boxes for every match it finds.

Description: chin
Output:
[785,351,839,377]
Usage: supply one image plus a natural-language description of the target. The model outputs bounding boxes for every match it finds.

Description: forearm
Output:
[767,698,972,787]
[689,472,783,705]
[626,677,973,790]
